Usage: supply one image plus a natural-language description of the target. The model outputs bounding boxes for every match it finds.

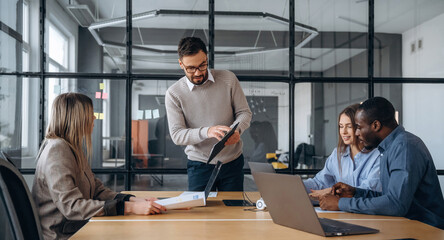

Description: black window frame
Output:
[1,0,443,190]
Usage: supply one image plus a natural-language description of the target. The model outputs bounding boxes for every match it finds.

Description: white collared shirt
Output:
[185,70,215,91]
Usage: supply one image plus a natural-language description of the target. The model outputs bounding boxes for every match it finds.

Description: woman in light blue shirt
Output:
[304,104,381,199]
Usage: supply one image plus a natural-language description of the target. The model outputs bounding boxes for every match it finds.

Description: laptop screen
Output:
[248,162,275,174]
[204,161,223,199]
[207,122,239,164]
[252,172,379,237]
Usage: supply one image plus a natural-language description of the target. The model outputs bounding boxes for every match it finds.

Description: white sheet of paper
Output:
[153,109,160,119]
[180,191,217,197]
[155,192,206,210]
[314,207,345,213]
[208,192,217,197]
[137,110,144,120]
[145,110,152,119]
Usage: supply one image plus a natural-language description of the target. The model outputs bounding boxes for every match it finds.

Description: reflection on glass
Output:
[0,0,37,73]
[45,78,126,169]
[294,82,368,169]
[0,32,22,73]
[241,81,288,166]
[0,76,21,158]
[0,76,40,168]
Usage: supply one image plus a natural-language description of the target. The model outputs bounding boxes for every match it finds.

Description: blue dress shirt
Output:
[304,146,381,192]
[338,126,444,229]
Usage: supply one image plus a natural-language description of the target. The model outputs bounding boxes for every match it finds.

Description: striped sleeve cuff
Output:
[114,193,135,202]
[354,188,367,198]
[105,194,135,216]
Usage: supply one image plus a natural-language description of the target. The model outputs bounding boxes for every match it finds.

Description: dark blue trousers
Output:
[187,154,244,191]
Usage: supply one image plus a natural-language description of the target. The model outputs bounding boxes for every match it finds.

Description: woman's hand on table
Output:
[125,198,166,215]
[129,196,158,202]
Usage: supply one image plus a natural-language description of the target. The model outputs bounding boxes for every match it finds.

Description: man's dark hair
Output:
[177,37,207,59]
[358,97,397,128]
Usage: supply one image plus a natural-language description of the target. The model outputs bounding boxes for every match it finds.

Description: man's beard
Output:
[189,71,208,85]
[363,145,374,151]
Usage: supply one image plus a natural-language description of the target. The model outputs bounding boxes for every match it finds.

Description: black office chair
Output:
[0,151,16,168]
[294,143,316,168]
[0,181,19,239]
[0,156,43,240]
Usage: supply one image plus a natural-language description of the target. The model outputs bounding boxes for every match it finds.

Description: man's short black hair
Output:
[358,96,397,128]
[177,37,207,59]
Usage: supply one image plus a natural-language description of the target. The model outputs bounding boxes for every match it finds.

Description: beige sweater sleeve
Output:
[42,141,107,220]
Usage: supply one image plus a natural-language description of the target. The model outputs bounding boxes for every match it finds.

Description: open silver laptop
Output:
[203,161,222,199]
[252,172,379,237]
[249,162,319,206]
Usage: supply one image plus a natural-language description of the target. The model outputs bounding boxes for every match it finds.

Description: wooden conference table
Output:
[71,191,444,240]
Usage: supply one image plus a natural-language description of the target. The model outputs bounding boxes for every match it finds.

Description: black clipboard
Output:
[206,122,240,164]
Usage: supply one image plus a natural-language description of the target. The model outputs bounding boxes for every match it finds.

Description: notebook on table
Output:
[155,161,223,210]
[252,172,379,237]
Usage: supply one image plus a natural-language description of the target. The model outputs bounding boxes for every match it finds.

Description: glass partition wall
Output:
[1,0,443,192]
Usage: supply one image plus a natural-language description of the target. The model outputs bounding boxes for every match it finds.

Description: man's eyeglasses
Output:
[182,63,208,73]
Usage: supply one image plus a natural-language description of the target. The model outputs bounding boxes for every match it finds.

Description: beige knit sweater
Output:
[165,69,252,164]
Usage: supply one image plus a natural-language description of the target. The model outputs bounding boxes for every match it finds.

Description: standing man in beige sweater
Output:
[165,37,252,191]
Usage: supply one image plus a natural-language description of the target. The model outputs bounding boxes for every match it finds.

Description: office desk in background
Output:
[71,191,444,240]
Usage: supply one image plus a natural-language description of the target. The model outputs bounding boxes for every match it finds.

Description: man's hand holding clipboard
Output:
[207,124,240,145]
[206,122,240,164]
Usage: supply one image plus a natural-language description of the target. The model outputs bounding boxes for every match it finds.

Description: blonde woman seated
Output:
[304,103,381,200]
[32,93,166,239]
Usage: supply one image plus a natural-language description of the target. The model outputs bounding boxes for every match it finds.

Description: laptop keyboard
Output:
[322,224,350,233]
[320,218,352,233]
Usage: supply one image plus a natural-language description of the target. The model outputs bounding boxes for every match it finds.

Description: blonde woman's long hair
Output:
[45,93,94,170]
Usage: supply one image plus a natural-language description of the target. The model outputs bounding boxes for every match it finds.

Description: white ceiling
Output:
[86,0,444,33]
[70,0,444,72]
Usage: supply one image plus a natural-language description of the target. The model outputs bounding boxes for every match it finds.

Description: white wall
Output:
[294,83,312,146]
[402,12,444,195]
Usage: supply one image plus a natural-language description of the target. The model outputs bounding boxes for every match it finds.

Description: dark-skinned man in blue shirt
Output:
[319,97,444,230]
